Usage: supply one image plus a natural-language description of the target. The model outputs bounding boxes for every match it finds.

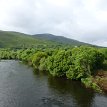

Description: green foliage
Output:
[0,46,106,92]
[32,51,48,70]
[66,46,104,79]
[39,57,47,71]
[99,48,107,60]
[46,49,72,77]
[81,77,102,92]
[0,46,105,81]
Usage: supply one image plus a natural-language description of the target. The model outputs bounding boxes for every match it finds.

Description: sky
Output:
[0,0,107,46]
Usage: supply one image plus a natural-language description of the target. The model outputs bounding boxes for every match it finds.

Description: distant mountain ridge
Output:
[33,33,90,45]
[0,30,92,48]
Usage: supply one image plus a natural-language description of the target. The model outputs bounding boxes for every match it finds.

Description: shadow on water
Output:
[33,69,95,107]
[47,76,95,107]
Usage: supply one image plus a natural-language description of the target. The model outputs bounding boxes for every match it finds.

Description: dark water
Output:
[0,60,107,107]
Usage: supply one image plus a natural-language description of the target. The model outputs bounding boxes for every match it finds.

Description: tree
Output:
[46,49,72,77]
[66,46,104,79]
[32,51,48,69]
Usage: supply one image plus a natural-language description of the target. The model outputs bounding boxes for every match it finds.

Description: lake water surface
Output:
[0,60,107,107]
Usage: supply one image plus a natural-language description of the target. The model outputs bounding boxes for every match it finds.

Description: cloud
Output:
[0,0,107,46]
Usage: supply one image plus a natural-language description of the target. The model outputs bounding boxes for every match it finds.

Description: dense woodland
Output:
[0,46,107,92]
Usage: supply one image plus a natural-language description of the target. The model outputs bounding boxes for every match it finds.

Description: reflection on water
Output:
[48,76,94,107]
[0,60,107,107]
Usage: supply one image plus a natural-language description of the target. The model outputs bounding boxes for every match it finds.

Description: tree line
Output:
[0,46,106,80]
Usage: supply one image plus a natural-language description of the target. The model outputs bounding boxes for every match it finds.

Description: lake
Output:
[0,60,107,107]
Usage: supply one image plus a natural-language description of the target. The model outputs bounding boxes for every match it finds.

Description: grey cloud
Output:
[0,0,107,46]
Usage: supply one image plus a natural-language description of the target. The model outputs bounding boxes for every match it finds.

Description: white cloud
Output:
[93,40,107,47]
[0,0,107,46]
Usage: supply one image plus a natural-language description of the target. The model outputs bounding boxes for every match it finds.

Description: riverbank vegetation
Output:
[0,46,107,92]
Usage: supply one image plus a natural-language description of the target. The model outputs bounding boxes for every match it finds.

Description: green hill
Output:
[0,31,58,49]
[0,30,91,49]
[33,33,89,46]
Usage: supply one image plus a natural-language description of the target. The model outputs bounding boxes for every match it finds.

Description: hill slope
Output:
[33,33,88,46]
[0,30,90,49]
[0,31,59,48]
